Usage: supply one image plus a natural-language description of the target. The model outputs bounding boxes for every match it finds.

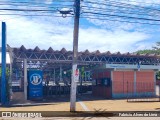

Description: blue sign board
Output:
[28,70,43,99]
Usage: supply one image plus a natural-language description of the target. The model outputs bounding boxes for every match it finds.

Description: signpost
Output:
[137,62,141,71]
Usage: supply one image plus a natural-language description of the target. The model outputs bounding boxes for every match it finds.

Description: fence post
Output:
[159,84,160,102]
[127,81,128,102]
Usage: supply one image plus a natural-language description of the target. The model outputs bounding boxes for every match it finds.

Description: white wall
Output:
[0,52,11,64]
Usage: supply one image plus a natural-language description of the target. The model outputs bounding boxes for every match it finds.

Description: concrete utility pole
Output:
[70,0,80,112]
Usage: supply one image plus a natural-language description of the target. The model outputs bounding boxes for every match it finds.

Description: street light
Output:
[58,8,73,18]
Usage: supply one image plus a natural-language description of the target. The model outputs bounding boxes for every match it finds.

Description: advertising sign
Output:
[28,70,43,99]
[73,64,79,82]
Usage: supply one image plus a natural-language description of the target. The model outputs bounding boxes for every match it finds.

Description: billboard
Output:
[28,70,43,100]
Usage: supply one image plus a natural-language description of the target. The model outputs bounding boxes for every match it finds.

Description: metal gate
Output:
[43,84,92,98]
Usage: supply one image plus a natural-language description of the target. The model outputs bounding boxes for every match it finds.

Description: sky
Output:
[0,0,160,53]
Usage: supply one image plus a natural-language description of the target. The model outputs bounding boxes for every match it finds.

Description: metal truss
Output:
[12,45,160,65]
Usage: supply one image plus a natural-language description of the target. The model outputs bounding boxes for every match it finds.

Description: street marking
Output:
[78,101,90,111]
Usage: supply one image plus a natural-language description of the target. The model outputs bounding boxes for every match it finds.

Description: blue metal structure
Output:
[1,22,7,105]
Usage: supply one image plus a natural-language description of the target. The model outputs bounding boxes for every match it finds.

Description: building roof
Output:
[11,45,160,65]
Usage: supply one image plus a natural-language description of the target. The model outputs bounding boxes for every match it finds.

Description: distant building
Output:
[0,52,11,64]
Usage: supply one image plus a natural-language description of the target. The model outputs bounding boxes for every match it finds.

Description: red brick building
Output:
[92,64,159,98]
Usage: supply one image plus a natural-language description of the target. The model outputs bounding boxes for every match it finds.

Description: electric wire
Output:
[0,0,160,25]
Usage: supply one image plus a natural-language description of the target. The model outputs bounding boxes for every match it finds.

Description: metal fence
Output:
[43,85,92,97]
[11,80,23,92]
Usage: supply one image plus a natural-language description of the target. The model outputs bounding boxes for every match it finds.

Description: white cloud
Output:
[134,42,154,51]
[118,0,160,5]
[0,0,158,53]
[79,28,150,53]
[45,0,53,4]
[82,0,160,31]
[0,11,74,50]
[0,11,152,53]
[90,0,160,6]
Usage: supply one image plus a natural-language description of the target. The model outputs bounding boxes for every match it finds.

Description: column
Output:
[24,59,27,100]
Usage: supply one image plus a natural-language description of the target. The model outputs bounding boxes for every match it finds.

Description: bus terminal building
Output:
[0,45,160,104]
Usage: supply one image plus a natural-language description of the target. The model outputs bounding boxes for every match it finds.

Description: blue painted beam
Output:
[1,22,7,106]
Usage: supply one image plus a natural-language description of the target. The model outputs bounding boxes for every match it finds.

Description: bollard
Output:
[159,85,160,102]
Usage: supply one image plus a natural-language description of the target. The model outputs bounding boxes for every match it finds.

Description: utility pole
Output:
[70,0,80,112]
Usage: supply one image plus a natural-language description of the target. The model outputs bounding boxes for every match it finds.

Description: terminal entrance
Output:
[11,61,93,104]
[1,45,160,105]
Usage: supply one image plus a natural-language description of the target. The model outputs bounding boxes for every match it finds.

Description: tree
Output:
[135,42,160,80]
[152,42,160,50]
[136,42,160,54]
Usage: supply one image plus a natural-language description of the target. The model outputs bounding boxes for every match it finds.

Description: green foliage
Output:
[80,67,85,79]
[157,71,160,80]
[136,42,160,54]
[135,42,160,81]
[136,49,160,54]
[0,67,10,102]
[0,67,10,77]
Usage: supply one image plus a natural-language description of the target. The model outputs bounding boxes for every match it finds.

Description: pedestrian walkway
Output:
[0,94,160,119]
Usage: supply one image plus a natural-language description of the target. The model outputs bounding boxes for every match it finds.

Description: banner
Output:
[28,70,43,99]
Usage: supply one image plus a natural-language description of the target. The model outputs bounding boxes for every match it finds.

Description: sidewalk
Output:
[0,94,160,111]
[0,102,83,111]
[78,94,160,111]
[0,94,160,120]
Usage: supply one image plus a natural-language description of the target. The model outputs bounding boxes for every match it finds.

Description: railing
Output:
[43,85,92,97]
[12,80,23,92]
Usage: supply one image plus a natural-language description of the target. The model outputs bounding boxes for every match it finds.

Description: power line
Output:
[0,0,74,4]
[107,0,160,6]
[0,8,58,12]
[0,0,75,17]
[0,13,73,17]
[0,4,73,11]
[81,16,160,25]
[80,0,160,25]
[0,0,74,12]
[81,1,160,20]
[82,0,160,23]
[0,3,73,7]
[0,0,159,26]
[83,11,160,22]
[81,6,159,18]
[84,0,160,12]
